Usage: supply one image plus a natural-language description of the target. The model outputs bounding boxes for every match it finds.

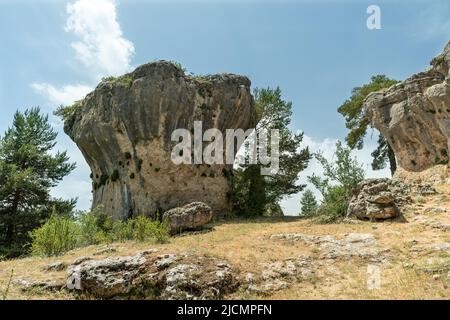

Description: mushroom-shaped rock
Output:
[59,61,256,219]
[363,40,450,172]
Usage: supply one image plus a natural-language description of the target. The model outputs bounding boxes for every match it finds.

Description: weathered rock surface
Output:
[247,255,316,295]
[61,61,256,219]
[364,40,450,172]
[163,202,213,234]
[13,279,64,292]
[66,251,240,299]
[271,233,388,263]
[42,262,66,272]
[346,178,412,220]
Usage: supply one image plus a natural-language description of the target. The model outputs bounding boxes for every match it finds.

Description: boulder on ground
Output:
[163,202,213,234]
[346,178,411,220]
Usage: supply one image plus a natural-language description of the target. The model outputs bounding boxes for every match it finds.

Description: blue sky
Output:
[0,0,449,214]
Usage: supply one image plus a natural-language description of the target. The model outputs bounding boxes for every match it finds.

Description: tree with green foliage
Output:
[231,87,311,216]
[338,75,399,175]
[300,189,318,217]
[0,108,76,256]
[308,141,365,223]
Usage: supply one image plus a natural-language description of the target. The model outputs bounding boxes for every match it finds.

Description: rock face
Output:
[66,251,240,299]
[364,40,450,172]
[61,61,256,219]
[163,202,213,234]
[346,178,411,220]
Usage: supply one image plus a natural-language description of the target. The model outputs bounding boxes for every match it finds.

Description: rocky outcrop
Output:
[346,178,412,220]
[271,232,388,263]
[246,255,316,295]
[60,61,256,219]
[364,40,450,172]
[163,202,212,234]
[66,251,240,299]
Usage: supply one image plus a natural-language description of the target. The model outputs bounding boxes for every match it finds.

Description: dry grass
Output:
[0,189,449,300]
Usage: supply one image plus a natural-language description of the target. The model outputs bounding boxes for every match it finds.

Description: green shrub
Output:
[108,220,133,242]
[131,215,154,242]
[308,141,365,223]
[130,215,169,243]
[29,215,79,256]
[313,186,349,224]
[150,218,170,244]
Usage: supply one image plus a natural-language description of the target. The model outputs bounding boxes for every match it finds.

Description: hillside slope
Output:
[0,181,448,300]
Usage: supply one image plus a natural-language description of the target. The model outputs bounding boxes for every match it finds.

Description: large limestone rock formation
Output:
[364,40,450,172]
[61,61,256,219]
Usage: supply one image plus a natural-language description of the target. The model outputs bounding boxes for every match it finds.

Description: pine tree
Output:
[231,87,311,216]
[0,108,76,256]
[300,189,317,217]
[338,75,399,175]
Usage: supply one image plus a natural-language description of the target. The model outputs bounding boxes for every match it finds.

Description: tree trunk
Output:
[387,144,397,176]
[5,192,19,245]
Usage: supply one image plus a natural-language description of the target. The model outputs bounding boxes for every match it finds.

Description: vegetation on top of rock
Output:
[338,75,399,176]
[54,100,83,128]
[101,74,134,88]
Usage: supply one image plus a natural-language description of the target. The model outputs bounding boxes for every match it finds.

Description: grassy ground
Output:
[0,185,449,300]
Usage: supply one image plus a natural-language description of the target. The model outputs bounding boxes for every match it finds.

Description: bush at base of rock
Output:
[29,208,170,257]
[29,215,79,257]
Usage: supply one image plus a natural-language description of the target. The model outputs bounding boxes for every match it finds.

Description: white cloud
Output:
[32,0,135,107]
[32,0,135,211]
[65,0,135,79]
[280,133,390,216]
[31,83,92,106]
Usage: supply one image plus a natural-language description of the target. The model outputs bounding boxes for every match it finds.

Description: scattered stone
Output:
[424,207,446,215]
[413,215,450,231]
[416,184,438,196]
[93,247,117,256]
[13,279,64,292]
[271,233,387,263]
[247,256,316,295]
[42,262,66,272]
[163,202,213,234]
[154,254,178,270]
[72,256,93,265]
[346,179,411,220]
[66,251,239,300]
